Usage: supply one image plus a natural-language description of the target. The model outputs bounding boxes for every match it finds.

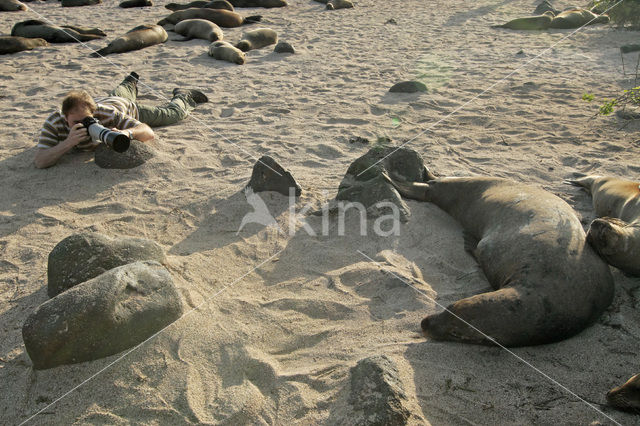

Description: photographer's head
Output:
[61,90,97,128]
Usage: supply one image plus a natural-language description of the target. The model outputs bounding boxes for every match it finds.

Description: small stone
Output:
[247,155,302,197]
[94,139,154,169]
[23,261,183,370]
[389,81,427,94]
[274,41,295,54]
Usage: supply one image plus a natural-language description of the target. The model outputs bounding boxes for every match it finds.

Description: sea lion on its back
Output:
[12,20,106,43]
[607,374,640,411]
[174,19,223,41]
[165,0,233,11]
[158,7,261,27]
[549,8,609,28]
[91,24,168,57]
[0,0,27,11]
[568,175,640,275]
[0,36,47,54]
[386,174,614,347]
[492,11,554,30]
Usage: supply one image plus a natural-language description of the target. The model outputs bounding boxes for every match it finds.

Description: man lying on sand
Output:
[34,72,208,168]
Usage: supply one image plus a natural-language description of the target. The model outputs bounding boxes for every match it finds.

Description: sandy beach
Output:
[1,0,640,423]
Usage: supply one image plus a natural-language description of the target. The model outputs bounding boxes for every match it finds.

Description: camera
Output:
[81,116,130,153]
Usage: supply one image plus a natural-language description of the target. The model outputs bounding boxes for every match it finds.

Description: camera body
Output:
[81,116,131,153]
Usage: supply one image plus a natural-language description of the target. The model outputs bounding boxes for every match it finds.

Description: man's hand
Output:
[65,123,90,148]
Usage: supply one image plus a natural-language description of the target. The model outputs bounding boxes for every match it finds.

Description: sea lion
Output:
[492,12,555,30]
[607,374,640,411]
[228,0,286,8]
[208,40,245,64]
[235,27,276,51]
[11,20,106,43]
[0,0,27,11]
[174,19,223,41]
[165,0,233,11]
[549,8,609,28]
[119,0,152,7]
[61,0,101,6]
[158,7,260,27]
[385,173,614,347]
[0,36,47,54]
[326,0,352,10]
[568,175,640,275]
[91,24,168,57]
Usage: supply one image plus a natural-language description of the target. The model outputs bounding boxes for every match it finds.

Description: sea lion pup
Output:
[165,0,233,11]
[235,27,276,51]
[607,374,640,411]
[158,7,260,27]
[91,24,168,57]
[119,0,152,8]
[385,173,614,347]
[491,11,554,30]
[11,20,106,43]
[548,8,609,28]
[326,0,353,10]
[0,0,27,11]
[174,19,223,41]
[61,0,101,6]
[228,0,286,8]
[0,36,47,54]
[568,175,640,275]
[208,40,245,64]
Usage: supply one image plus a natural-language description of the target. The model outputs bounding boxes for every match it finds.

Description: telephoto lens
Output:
[81,117,131,153]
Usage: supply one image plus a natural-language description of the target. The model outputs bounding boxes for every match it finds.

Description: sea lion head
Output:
[586,217,640,274]
[236,40,251,52]
[607,374,640,411]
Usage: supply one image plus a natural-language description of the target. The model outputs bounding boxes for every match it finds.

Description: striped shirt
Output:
[37,96,141,149]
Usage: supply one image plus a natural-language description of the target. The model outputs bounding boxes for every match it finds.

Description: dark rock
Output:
[336,146,434,222]
[621,44,640,54]
[47,232,165,298]
[247,155,302,197]
[616,109,640,120]
[389,81,427,94]
[23,261,183,370]
[533,0,560,16]
[349,355,411,425]
[94,139,154,169]
[274,41,294,54]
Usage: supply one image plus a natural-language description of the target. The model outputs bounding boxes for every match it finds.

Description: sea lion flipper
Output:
[463,231,480,259]
[170,35,192,41]
[243,15,262,24]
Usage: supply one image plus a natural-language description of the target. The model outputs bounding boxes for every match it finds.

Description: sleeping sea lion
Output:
[208,40,245,64]
[235,27,276,51]
[549,8,609,28]
[11,20,106,43]
[61,0,101,6]
[326,0,352,10]
[119,0,152,8]
[174,19,223,41]
[568,175,640,275]
[0,0,27,11]
[158,7,260,27]
[228,0,286,8]
[385,173,614,347]
[0,36,47,54]
[607,374,640,411]
[492,11,555,30]
[91,24,168,57]
[165,0,233,11]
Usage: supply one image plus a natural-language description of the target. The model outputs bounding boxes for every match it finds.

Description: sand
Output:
[1,0,640,424]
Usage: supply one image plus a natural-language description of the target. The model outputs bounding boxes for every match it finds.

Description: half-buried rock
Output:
[247,155,302,196]
[389,81,427,94]
[48,232,165,297]
[94,139,155,169]
[349,355,411,425]
[23,261,183,370]
[336,146,434,222]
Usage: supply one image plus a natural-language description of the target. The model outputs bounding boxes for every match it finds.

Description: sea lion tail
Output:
[243,15,262,24]
[490,24,505,28]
